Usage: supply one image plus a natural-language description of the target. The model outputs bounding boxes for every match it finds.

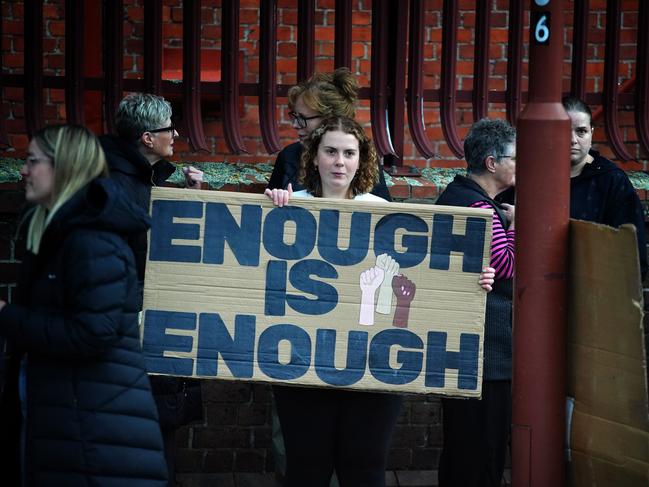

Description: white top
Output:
[292,190,387,202]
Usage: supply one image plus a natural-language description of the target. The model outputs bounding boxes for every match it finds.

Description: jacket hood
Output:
[47,178,151,240]
[100,135,176,185]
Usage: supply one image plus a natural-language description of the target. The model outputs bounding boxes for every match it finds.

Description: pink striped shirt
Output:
[471,201,515,280]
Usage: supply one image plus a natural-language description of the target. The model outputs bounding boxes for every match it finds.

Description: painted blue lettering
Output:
[368,329,423,384]
[318,210,371,265]
[142,310,195,375]
[263,206,316,260]
[425,331,479,390]
[257,324,311,380]
[314,329,368,386]
[265,260,287,316]
[149,200,203,262]
[374,213,428,268]
[429,215,486,272]
[196,313,255,378]
[203,203,262,266]
[287,259,338,315]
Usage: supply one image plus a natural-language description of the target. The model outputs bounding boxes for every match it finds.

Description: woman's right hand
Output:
[501,203,515,228]
[264,183,293,207]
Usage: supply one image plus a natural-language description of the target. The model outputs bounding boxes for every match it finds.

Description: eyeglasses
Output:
[498,154,516,162]
[288,111,321,129]
[147,124,177,134]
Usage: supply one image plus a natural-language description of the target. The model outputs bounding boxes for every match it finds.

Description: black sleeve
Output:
[606,174,648,280]
[370,158,392,202]
[268,149,288,190]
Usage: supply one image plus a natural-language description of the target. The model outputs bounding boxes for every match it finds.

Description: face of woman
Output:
[21,139,55,208]
[292,95,323,143]
[314,130,360,199]
[568,110,593,167]
[494,143,516,190]
[148,117,178,159]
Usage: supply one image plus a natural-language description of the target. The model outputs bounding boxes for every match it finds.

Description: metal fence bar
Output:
[259,0,281,153]
[603,0,633,160]
[334,0,352,69]
[440,0,463,158]
[570,0,589,101]
[0,0,9,147]
[182,0,208,151]
[406,0,435,159]
[635,0,649,156]
[144,0,162,95]
[65,0,84,125]
[472,1,491,122]
[386,1,408,163]
[221,0,247,154]
[297,0,315,82]
[370,0,395,158]
[103,0,123,133]
[24,0,44,137]
[505,0,524,126]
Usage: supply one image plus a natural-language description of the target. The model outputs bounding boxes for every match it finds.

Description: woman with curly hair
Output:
[265,116,399,487]
[267,67,390,201]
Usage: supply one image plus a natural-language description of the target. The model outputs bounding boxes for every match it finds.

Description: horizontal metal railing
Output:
[1,0,646,162]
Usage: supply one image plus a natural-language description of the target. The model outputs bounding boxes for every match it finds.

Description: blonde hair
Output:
[287,67,358,119]
[299,116,379,198]
[27,125,108,253]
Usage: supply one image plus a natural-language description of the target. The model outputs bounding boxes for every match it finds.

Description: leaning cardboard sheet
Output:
[567,220,649,486]
[141,187,492,398]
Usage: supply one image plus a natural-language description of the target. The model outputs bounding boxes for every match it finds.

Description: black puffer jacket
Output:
[0,179,167,486]
[99,135,176,285]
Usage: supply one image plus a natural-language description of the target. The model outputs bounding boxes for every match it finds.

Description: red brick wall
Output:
[1,0,647,168]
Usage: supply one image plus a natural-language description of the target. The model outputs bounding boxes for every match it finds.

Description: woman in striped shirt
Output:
[435,118,516,487]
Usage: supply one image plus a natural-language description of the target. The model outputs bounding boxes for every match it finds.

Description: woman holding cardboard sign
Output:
[265,116,495,487]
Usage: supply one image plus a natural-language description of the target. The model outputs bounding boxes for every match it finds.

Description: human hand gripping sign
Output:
[391,275,416,328]
[375,253,400,314]
[358,266,385,326]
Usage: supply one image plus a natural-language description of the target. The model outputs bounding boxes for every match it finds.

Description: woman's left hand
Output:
[264,183,293,207]
[0,300,6,312]
[478,267,496,292]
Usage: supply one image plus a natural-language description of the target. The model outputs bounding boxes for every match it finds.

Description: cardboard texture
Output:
[568,220,649,486]
[142,187,492,397]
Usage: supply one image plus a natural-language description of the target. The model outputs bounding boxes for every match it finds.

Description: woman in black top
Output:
[267,67,390,201]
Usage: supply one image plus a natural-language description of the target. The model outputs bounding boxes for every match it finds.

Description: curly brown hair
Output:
[298,117,379,198]
[287,67,358,119]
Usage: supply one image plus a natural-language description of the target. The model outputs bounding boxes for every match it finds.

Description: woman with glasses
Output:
[267,67,390,201]
[265,116,495,487]
[100,93,204,484]
[435,118,516,487]
[0,125,167,485]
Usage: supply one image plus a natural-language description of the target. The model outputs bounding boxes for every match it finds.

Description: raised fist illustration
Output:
[358,266,385,326]
[391,274,416,328]
[375,253,400,314]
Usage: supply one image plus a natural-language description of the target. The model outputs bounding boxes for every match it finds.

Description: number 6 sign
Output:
[532,11,551,45]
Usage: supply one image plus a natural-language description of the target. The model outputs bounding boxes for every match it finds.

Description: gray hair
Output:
[115,93,173,141]
[463,118,516,175]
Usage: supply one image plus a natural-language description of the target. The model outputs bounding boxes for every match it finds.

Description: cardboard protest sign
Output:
[567,220,649,486]
[142,187,492,397]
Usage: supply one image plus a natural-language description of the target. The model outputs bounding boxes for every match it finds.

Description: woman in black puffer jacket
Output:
[0,125,167,486]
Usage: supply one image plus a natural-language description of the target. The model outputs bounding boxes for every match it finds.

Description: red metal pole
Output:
[512,1,569,487]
